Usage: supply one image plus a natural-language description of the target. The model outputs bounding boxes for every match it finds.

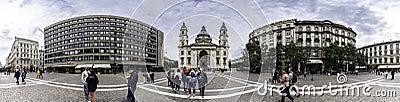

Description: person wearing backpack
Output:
[188,70,197,98]
[86,70,99,102]
[174,69,182,92]
[288,68,300,97]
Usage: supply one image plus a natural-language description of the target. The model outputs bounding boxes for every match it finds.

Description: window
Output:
[223,51,227,56]
[285,31,291,36]
[188,51,191,55]
[216,51,220,55]
[306,26,311,31]
[216,57,220,65]
[181,51,184,55]
[180,57,184,64]
[390,58,393,63]
[298,27,303,31]
[187,57,191,64]
[286,24,290,28]
[223,58,227,64]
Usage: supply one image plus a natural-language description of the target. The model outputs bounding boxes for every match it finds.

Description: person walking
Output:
[86,70,99,102]
[188,70,197,98]
[273,71,278,83]
[182,67,189,93]
[21,70,27,84]
[391,69,395,80]
[14,69,21,85]
[167,70,172,86]
[169,69,175,91]
[126,69,138,102]
[36,69,41,78]
[81,67,90,101]
[40,69,44,78]
[174,69,182,92]
[288,68,300,97]
[149,70,155,83]
[197,68,207,98]
[280,70,294,102]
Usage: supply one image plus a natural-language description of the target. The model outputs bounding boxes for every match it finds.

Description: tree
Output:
[283,43,308,72]
[324,43,360,73]
[246,39,261,73]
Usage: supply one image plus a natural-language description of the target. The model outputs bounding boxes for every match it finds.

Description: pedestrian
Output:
[126,69,138,102]
[167,70,172,86]
[288,68,300,97]
[303,70,307,79]
[391,70,395,80]
[279,70,294,102]
[21,70,27,84]
[149,70,155,83]
[86,70,99,102]
[182,67,189,93]
[197,68,207,98]
[81,67,90,101]
[143,71,151,84]
[40,69,44,78]
[14,69,21,85]
[273,71,278,83]
[169,69,175,91]
[36,69,41,78]
[174,69,182,92]
[188,70,197,98]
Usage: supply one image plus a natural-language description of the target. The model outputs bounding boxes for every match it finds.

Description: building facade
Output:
[44,15,164,73]
[6,37,40,71]
[39,50,44,70]
[178,23,230,69]
[358,41,400,70]
[250,19,357,72]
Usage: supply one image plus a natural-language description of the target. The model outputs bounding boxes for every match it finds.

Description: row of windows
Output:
[180,51,227,56]
[46,32,155,48]
[46,42,155,53]
[46,48,156,58]
[45,56,156,63]
[370,57,400,64]
[46,17,153,33]
[46,25,153,39]
[364,43,400,52]
[46,37,154,49]
[367,50,400,57]
[179,57,228,65]
[15,60,39,65]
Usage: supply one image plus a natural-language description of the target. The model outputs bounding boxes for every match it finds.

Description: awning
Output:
[377,65,400,69]
[93,64,111,68]
[307,59,323,64]
[75,64,93,69]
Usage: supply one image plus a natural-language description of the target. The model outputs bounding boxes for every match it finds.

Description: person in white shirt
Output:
[81,67,90,101]
[174,69,182,92]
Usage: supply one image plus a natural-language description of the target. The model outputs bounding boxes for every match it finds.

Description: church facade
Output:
[178,22,230,69]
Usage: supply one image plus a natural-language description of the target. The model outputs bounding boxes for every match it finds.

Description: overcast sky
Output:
[0,0,399,65]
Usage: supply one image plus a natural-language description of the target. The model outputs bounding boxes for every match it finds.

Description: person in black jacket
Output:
[86,70,99,102]
[14,69,21,85]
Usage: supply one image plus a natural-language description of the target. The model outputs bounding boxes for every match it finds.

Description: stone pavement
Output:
[0,70,399,101]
